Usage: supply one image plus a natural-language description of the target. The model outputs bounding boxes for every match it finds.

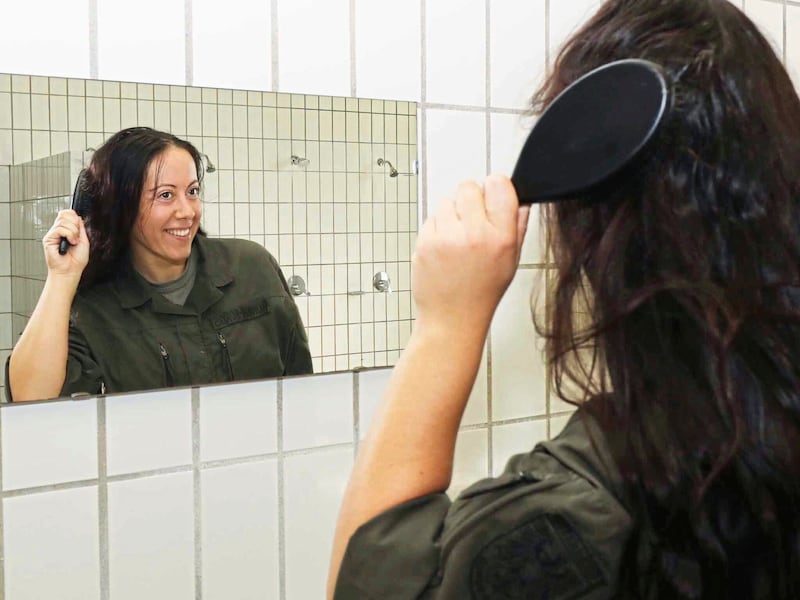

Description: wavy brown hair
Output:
[78,127,205,288]
[536,0,800,597]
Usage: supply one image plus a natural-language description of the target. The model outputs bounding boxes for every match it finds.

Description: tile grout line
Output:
[0,405,6,600]
[185,0,194,87]
[88,0,99,80]
[271,0,280,92]
[350,0,357,98]
[419,0,428,222]
[192,388,202,600]
[784,0,789,66]
[277,379,286,600]
[98,398,110,600]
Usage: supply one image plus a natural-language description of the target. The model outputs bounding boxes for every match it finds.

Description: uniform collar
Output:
[115,233,234,312]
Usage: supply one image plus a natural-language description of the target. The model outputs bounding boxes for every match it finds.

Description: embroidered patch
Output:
[210,298,270,329]
[470,513,606,599]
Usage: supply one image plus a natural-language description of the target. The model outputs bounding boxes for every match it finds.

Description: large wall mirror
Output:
[0,72,420,402]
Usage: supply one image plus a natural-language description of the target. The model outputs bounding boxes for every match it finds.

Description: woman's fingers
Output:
[453,181,486,228]
[484,175,520,236]
[46,210,82,245]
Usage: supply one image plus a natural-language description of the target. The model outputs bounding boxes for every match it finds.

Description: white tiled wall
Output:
[3,89,418,375]
[0,0,798,598]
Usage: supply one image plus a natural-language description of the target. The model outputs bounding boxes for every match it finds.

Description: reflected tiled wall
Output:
[1,80,419,376]
[8,152,80,349]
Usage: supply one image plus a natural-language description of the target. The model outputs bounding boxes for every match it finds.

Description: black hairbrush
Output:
[511,59,670,203]
[58,169,91,255]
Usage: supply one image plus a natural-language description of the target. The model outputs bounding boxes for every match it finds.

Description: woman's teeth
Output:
[166,228,191,237]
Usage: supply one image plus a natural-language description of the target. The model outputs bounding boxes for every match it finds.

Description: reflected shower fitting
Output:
[377,158,398,177]
[201,153,216,173]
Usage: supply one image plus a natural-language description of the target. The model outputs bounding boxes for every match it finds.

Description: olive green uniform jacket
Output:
[8,235,312,401]
[335,413,633,599]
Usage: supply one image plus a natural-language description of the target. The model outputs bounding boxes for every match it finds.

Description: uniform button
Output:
[200,350,206,355]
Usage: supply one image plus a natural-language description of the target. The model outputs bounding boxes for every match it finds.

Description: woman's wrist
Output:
[43,272,81,302]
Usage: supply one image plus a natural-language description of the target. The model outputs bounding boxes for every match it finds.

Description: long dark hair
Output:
[79,127,204,288]
[536,0,800,596]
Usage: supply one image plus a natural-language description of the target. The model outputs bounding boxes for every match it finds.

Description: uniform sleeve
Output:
[284,315,314,375]
[60,322,106,398]
[334,415,633,600]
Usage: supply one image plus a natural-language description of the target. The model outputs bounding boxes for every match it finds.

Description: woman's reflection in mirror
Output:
[7,126,312,402]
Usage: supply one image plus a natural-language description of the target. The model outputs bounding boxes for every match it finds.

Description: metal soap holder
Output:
[373,271,391,293]
[288,275,310,296]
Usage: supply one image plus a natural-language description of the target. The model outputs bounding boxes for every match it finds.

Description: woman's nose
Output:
[174,193,197,218]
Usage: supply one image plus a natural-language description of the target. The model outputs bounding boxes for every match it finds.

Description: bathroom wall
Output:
[0,0,798,598]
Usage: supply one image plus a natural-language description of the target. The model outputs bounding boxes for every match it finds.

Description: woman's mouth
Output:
[165,228,192,238]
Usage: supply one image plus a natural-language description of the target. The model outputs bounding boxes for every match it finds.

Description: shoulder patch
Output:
[470,513,606,599]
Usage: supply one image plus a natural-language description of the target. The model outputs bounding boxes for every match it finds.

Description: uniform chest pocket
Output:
[206,297,288,381]
[209,298,271,330]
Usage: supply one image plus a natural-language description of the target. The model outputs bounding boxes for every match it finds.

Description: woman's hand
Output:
[43,210,90,279]
[412,175,530,334]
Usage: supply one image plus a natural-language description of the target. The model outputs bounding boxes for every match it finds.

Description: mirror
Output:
[0,72,420,402]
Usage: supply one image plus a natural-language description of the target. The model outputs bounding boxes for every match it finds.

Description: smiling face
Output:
[130,145,202,283]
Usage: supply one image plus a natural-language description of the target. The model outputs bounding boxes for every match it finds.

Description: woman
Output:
[8,127,312,402]
[329,0,800,597]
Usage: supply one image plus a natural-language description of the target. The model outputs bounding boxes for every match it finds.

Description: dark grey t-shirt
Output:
[137,250,198,306]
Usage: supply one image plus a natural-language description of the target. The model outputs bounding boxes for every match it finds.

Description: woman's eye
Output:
[159,191,173,200]
[189,187,200,196]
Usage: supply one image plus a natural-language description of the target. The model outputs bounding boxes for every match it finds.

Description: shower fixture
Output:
[377,158,398,177]
[201,153,216,173]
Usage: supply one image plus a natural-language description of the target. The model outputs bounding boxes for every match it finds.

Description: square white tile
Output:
[284,447,352,600]
[426,0,486,106]
[548,0,605,62]
[490,269,548,421]
[0,0,90,79]
[789,6,800,92]
[97,0,185,85]
[744,0,785,56]
[282,371,353,451]
[201,461,279,600]
[105,389,192,476]
[277,0,350,96]
[2,400,97,491]
[4,486,100,600]
[425,109,487,214]
[549,413,574,439]
[490,0,547,109]
[449,427,489,498]
[108,472,194,600]
[199,379,278,462]
[192,0,271,91]
[491,419,548,476]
